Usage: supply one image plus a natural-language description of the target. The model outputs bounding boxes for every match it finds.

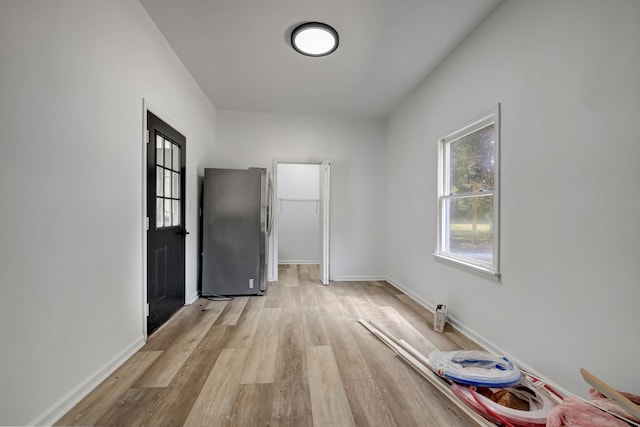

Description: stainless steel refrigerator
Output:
[201,167,272,296]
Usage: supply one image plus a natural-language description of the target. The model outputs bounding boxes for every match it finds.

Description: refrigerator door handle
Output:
[266,174,274,235]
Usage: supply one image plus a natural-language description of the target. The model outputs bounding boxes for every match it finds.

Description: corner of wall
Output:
[186,292,201,305]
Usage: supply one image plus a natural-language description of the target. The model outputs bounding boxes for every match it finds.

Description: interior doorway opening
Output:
[277,163,320,264]
[269,160,330,285]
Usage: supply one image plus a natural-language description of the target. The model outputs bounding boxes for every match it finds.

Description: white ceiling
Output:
[140,0,503,118]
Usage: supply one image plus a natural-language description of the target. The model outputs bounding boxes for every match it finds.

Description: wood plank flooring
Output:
[56,264,482,426]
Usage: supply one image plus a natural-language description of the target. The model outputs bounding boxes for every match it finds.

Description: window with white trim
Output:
[436,105,500,277]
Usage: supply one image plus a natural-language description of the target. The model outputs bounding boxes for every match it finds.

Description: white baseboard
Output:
[278,260,320,264]
[29,336,146,426]
[385,276,438,312]
[384,275,572,398]
[332,275,387,282]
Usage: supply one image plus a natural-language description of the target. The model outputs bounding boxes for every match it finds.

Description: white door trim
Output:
[319,161,330,285]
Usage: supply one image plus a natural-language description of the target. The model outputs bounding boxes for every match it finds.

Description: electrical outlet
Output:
[249,279,254,289]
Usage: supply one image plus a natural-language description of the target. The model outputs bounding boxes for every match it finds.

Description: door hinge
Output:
[145,130,149,144]
[145,217,150,230]
[145,303,150,317]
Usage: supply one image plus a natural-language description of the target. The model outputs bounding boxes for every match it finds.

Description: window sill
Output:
[433,253,501,281]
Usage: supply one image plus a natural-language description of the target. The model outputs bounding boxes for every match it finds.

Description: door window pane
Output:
[164,169,172,197]
[156,135,164,166]
[164,139,172,169]
[156,198,164,228]
[172,143,180,171]
[172,200,180,226]
[164,199,172,226]
[156,166,163,197]
[172,172,180,198]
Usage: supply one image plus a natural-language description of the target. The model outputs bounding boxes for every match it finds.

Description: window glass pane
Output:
[172,200,180,226]
[156,198,164,228]
[449,124,495,194]
[164,138,172,168]
[172,171,180,198]
[156,166,163,197]
[164,169,172,197]
[445,195,493,263]
[156,135,164,166]
[164,199,172,226]
[172,143,180,171]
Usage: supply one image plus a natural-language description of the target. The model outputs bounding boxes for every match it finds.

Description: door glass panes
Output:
[164,140,172,168]
[156,136,164,166]
[164,169,172,197]
[154,131,182,229]
[164,199,172,226]
[156,166,163,196]
[172,200,180,226]
[156,198,164,228]
[172,171,180,198]
[172,144,180,171]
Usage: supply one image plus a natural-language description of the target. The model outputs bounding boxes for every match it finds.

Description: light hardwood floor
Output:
[56,265,483,426]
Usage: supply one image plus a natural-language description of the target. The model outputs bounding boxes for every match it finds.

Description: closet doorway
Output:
[269,161,330,284]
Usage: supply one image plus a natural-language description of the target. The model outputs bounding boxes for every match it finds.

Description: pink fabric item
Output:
[589,387,640,405]
[587,387,640,422]
[546,397,629,427]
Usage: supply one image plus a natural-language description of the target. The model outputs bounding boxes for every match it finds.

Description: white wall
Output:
[277,164,320,263]
[214,110,387,280]
[278,163,320,200]
[0,0,216,425]
[387,0,640,396]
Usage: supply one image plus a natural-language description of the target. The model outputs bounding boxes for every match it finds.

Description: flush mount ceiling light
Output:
[291,22,339,57]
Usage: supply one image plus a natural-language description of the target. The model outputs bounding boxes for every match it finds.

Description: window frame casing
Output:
[435,104,501,278]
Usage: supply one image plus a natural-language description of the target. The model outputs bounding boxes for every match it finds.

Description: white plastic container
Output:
[434,304,447,332]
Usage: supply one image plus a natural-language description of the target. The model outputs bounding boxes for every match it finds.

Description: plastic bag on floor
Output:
[428,350,522,388]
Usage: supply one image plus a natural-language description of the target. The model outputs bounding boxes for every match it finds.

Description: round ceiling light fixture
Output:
[291,22,339,57]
